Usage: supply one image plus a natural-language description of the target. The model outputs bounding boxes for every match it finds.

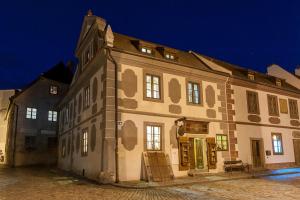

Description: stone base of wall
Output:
[264,162,297,170]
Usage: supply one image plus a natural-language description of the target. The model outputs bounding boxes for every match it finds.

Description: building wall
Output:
[0,90,15,164]
[232,84,300,168]
[115,52,235,181]
[267,64,300,89]
[8,78,68,166]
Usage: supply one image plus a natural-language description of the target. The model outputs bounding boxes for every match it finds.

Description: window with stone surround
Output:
[289,99,299,119]
[145,74,161,99]
[83,86,90,109]
[145,124,162,151]
[272,133,283,155]
[81,129,88,156]
[187,82,200,104]
[267,94,279,116]
[246,91,260,114]
[216,134,228,151]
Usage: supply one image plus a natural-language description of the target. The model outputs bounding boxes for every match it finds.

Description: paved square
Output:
[0,167,300,200]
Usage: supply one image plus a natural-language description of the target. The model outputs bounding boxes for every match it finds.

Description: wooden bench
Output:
[224,160,249,172]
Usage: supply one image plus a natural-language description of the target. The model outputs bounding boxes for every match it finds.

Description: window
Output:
[146,125,161,151]
[84,86,90,108]
[272,133,283,155]
[48,111,57,122]
[187,82,200,104]
[246,91,259,114]
[267,95,279,116]
[165,53,175,60]
[276,79,282,87]
[50,85,58,95]
[26,108,37,119]
[279,99,288,114]
[216,134,228,151]
[48,137,57,149]
[248,73,255,80]
[289,99,299,119]
[141,47,152,54]
[81,130,88,156]
[146,74,160,99]
[25,136,36,150]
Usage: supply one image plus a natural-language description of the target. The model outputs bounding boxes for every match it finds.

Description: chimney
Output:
[295,65,300,76]
[87,9,93,16]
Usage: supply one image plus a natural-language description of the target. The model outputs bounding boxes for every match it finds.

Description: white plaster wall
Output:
[237,124,295,165]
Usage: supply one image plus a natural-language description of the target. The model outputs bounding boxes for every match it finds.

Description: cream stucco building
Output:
[58,11,300,183]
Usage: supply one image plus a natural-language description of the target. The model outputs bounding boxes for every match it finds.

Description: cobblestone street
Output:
[1,167,300,200]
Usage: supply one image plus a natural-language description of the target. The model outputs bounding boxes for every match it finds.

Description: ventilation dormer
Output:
[247,71,255,81]
[156,46,178,61]
[132,40,155,56]
[276,78,282,87]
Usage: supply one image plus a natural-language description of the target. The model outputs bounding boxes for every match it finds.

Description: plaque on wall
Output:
[185,120,208,134]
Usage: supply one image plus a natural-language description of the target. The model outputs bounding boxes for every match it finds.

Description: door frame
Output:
[293,139,300,166]
[250,138,265,169]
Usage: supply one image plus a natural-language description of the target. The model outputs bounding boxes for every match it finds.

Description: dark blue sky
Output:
[1,0,300,89]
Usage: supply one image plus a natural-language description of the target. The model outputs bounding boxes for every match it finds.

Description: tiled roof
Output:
[112,32,212,72]
[199,54,300,92]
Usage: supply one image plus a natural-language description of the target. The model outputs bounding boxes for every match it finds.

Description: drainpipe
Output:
[12,103,19,167]
[107,47,119,183]
[224,77,233,161]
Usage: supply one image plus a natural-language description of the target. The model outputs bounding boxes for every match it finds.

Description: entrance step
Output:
[188,169,209,177]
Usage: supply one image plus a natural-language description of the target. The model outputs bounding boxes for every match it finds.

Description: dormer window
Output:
[248,73,255,81]
[50,85,58,95]
[276,79,282,87]
[141,47,152,54]
[165,53,175,60]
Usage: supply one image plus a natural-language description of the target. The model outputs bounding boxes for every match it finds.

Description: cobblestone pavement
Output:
[0,166,300,200]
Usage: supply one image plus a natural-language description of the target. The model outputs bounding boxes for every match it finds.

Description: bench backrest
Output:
[224,160,243,165]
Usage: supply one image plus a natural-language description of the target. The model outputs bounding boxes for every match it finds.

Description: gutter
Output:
[107,47,119,183]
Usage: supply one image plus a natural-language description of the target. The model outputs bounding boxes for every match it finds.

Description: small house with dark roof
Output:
[5,62,72,166]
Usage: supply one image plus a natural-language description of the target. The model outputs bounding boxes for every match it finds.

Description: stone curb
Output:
[108,171,300,189]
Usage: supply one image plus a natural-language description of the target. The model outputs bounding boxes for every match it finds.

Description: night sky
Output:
[1,0,300,89]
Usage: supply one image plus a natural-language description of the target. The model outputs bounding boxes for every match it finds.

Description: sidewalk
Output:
[111,167,300,189]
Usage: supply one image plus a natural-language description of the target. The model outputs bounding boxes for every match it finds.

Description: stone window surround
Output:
[83,85,91,110]
[267,94,279,117]
[186,78,203,107]
[271,132,284,155]
[246,90,260,115]
[288,99,299,119]
[143,69,164,103]
[143,122,165,152]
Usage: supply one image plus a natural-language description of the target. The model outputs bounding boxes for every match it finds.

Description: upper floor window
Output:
[165,53,175,60]
[26,108,37,119]
[272,133,283,155]
[146,124,161,151]
[146,74,160,99]
[187,82,200,104]
[48,111,57,122]
[216,134,228,151]
[276,79,282,87]
[289,99,299,119]
[141,47,152,54]
[246,91,259,114]
[81,130,88,156]
[50,85,58,95]
[279,99,288,114]
[84,86,90,109]
[267,95,279,116]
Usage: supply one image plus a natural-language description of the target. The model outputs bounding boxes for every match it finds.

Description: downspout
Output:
[224,77,233,161]
[12,103,19,167]
[107,47,119,183]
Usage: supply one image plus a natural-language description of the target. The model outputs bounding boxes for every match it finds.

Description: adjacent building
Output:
[0,89,16,164]
[58,11,300,183]
[5,63,72,166]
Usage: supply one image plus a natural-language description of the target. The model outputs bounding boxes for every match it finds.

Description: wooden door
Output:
[293,139,300,166]
[207,137,217,169]
[189,138,195,169]
[178,137,189,171]
[251,139,263,168]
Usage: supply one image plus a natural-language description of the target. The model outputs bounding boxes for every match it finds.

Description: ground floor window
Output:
[272,133,283,155]
[81,130,88,156]
[25,136,36,150]
[216,134,228,151]
[146,124,161,150]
